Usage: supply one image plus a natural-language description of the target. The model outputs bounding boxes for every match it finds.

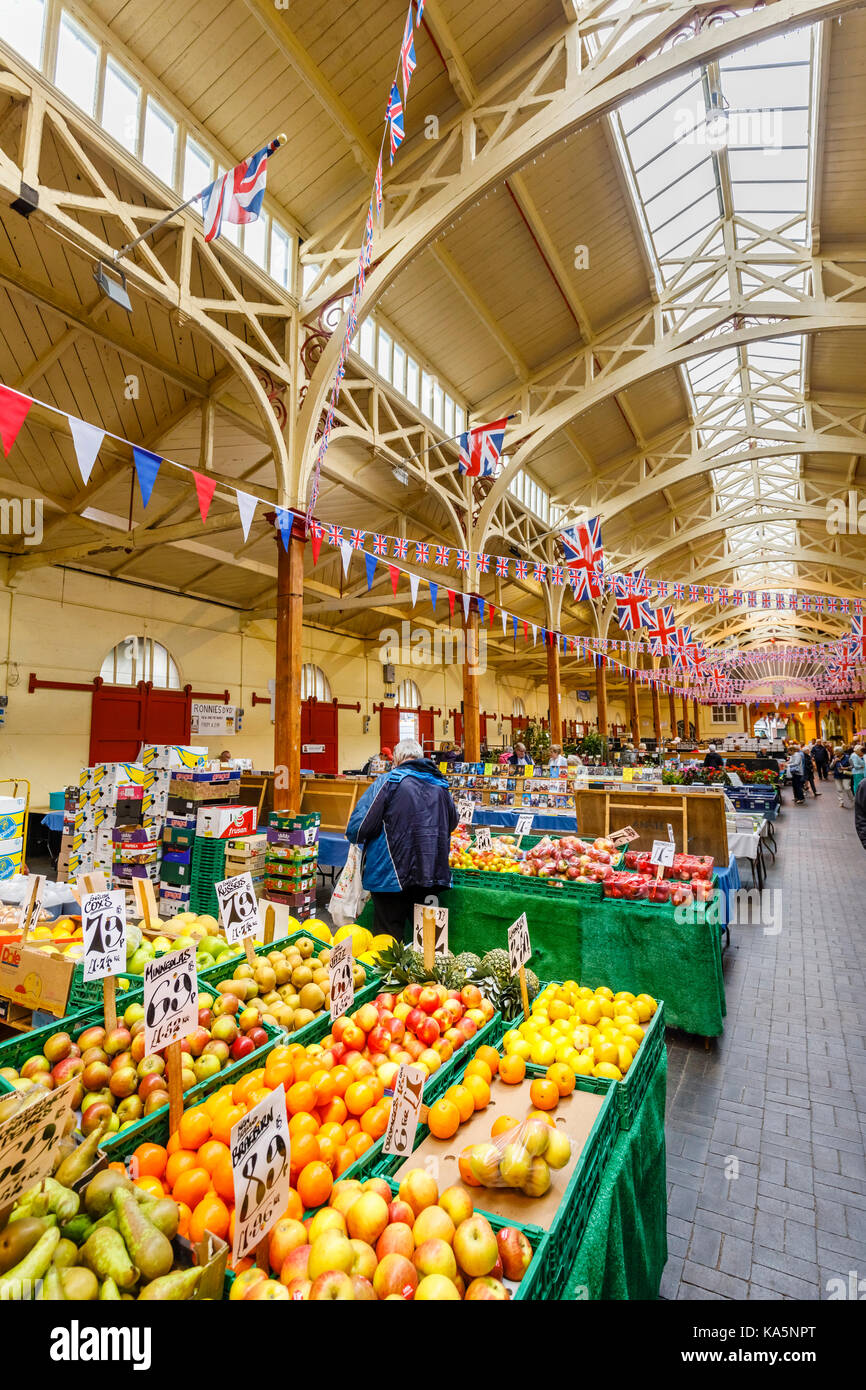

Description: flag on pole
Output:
[200,144,273,243]
[458,418,508,476]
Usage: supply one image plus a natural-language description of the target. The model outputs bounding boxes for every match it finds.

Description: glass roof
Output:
[607,24,816,595]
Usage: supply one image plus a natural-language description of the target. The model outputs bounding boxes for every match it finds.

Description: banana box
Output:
[140,744,207,770]
[0,799,26,840]
[0,940,74,1015]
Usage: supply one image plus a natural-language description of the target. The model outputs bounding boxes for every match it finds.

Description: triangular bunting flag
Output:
[68,416,104,486]
[478,597,485,622]
[388,564,400,594]
[409,571,420,607]
[512,616,518,640]
[531,624,537,645]
[275,508,292,551]
[429,580,438,610]
[340,539,352,576]
[489,604,496,626]
[0,386,31,458]
[235,490,257,542]
[132,447,162,508]
[524,622,528,641]
[501,609,508,635]
[365,552,377,590]
[310,526,324,565]
[447,589,455,618]
[193,471,217,524]
[461,593,471,622]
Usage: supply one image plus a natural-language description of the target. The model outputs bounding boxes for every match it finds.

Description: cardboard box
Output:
[163,825,196,849]
[227,832,268,854]
[140,744,207,770]
[0,940,74,1016]
[159,860,193,886]
[196,804,257,840]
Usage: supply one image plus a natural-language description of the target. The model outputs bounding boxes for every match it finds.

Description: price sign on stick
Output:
[230,1089,291,1265]
[0,1081,76,1208]
[143,944,198,1056]
[508,912,532,975]
[329,936,354,1022]
[382,1063,426,1157]
[82,889,127,982]
[610,825,640,846]
[456,797,474,825]
[667,822,676,844]
[474,827,492,853]
[650,840,676,868]
[412,904,448,957]
[515,814,534,837]
[17,875,45,937]
[216,872,259,944]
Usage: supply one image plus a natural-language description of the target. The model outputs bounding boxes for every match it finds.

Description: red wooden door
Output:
[418,708,435,754]
[452,712,462,744]
[301,700,339,774]
[89,683,146,764]
[379,707,400,753]
[143,686,191,744]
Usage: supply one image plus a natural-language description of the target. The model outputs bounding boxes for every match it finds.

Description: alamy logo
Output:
[379,621,487,674]
[673,105,782,151]
[0,496,43,546]
[50,1322,152,1370]
[826,492,866,535]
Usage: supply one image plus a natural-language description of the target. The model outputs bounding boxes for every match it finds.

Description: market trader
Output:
[703,744,724,771]
[346,737,458,940]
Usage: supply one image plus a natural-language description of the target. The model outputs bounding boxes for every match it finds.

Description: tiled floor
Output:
[662,781,866,1300]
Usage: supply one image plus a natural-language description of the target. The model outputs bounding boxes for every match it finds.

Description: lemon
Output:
[369,933,397,953]
[579,999,602,1026]
[597,997,615,1019]
[621,1022,645,1044]
[333,924,371,955]
[614,990,635,1005]
[303,917,330,942]
[593,1040,619,1066]
[594,1061,623,1080]
[597,1017,617,1036]
[636,992,657,1015]
[564,1049,583,1071]
[508,1037,532,1061]
[614,1010,638,1028]
[571,1025,591,1051]
[530,1039,556,1067]
[574,1055,595,1076]
[594,986,614,1001]
[502,1029,522,1049]
[554,1042,574,1063]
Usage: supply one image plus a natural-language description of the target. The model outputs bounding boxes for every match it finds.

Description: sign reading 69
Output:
[143,944,199,1055]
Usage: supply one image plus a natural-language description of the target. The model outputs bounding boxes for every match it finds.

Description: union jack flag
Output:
[687,643,707,675]
[776,592,786,609]
[476,553,490,574]
[325,524,343,547]
[387,84,404,163]
[747,591,757,607]
[646,605,677,656]
[350,529,366,550]
[851,616,866,662]
[551,565,564,586]
[673,583,685,602]
[762,591,771,609]
[309,520,324,541]
[374,156,383,217]
[561,516,604,600]
[614,569,648,599]
[840,597,850,614]
[718,587,729,606]
[702,586,714,603]
[456,549,470,572]
[668,626,693,669]
[400,6,417,100]
[416,0,425,21]
[363,206,374,267]
[393,537,408,559]
[616,588,654,631]
[435,545,450,567]
[515,560,528,580]
[828,650,854,681]
[200,141,274,243]
[495,556,509,578]
[533,563,547,584]
[458,418,508,477]
[732,591,743,607]
[373,534,388,556]
[656,581,669,599]
[414,542,429,565]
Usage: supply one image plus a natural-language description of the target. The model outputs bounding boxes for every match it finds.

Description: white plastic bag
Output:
[328,843,369,927]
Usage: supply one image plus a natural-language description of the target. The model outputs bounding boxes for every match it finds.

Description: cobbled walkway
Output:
[662,783,866,1299]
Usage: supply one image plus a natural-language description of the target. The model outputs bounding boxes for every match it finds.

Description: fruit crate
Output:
[0,1001,121,1074]
[450,868,604,899]
[194,928,332,989]
[68,966,147,1013]
[190,836,228,917]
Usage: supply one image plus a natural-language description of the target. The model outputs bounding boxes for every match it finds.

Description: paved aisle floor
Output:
[662,784,866,1299]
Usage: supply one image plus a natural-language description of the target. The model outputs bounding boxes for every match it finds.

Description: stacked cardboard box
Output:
[224,831,268,894]
[0,796,27,879]
[263,812,320,918]
[72,762,150,880]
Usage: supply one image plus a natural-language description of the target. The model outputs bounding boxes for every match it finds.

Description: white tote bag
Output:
[328,843,369,927]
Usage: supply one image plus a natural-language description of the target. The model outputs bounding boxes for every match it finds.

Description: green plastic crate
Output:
[450,867,604,899]
[68,966,146,1013]
[0,1001,120,1074]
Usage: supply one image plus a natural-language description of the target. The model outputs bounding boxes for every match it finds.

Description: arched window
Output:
[100,637,180,688]
[301,664,332,701]
[512,697,526,718]
[397,679,421,709]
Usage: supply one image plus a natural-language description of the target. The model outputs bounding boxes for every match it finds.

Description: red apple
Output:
[367,1026,391,1055]
[497,1226,533,1281]
[418,987,439,1015]
[388,1199,415,1227]
[416,1016,440,1047]
[402,983,423,1007]
[372,1253,418,1300]
[385,1016,405,1043]
[465,1276,509,1299]
[231,1036,255,1062]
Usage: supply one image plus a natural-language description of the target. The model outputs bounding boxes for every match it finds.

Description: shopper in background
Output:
[788,743,806,805]
[829,746,851,808]
[510,742,528,767]
[548,743,567,769]
[812,739,830,781]
[620,742,636,767]
[566,752,583,768]
[346,738,458,940]
[803,744,821,797]
[851,743,865,797]
[362,745,392,776]
[703,744,724,771]
[855,774,866,850]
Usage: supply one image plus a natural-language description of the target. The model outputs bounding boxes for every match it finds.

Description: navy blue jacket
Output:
[346,758,458,892]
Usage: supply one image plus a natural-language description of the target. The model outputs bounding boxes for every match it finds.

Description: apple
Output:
[104,1027,131,1057]
[443,998,464,1022]
[388,1199,415,1227]
[307,1208,346,1243]
[439,1186,474,1228]
[43,1032,72,1064]
[413,1205,455,1247]
[373,1253,418,1300]
[341,1023,365,1052]
[366,1026,391,1055]
[248,1027,268,1050]
[348,1239,377,1281]
[465,1008,486,1028]
[418,987,439,1015]
[184,1027,211,1058]
[109,1051,133,1073]
[460,984,482,1008]
[108,1065,138,1099]
[193,1054,223,1083]
[137,1054,165,1079]
[465,1275,509,1300]
[362,1177,392,1202]
[544,1128,571,1170]
[522,1118,550,1156]
[22,1057,52,1080]
[377,992,397,1013]
[455,1017,477,1042]
[269,1218,307,1273]
[81,1100,113,1135]
[346,1192,389,1245]
[375,1223,415,1262]
[522,1157,551,1197]
[329,1181,363,1218]
[398,1168,439,1217]
[416,1016,440,1047]
[116,1094,144,1124]
[354,1003,379,1033]
[51,1057,84,1086]
[384,1016,405,1043]
[136,1071,167,1103]
[230,1036,255,1063]
[82,1060,112,1092]
[416,1273,460,1300]
[129,1034,146,1065]
[377,1061,400,1090]
[211,1016,238,1045]
[405,1008,426,1037]
[246,1278,290,1301]
[479,999,495,1022]
[143,1089,170,1115]
[350,1274,377,1301]
[497,1227,533,1282]
[393,1003,411,1022]
[278,1244,312,1287]
[403,1037,424,1062]
[308,1231,354,1281]
[213,993,240,1016]
[453,1214,498,1278]
[402,983,423,1006]
[499,1142,531,1188]
[308,1269,355,1300]
[76,1026,106,1053]
[413,1237,457,1281]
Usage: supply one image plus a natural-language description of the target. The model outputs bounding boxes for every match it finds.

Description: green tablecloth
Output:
[424,884,725,1037]
[563,1047,668,1300]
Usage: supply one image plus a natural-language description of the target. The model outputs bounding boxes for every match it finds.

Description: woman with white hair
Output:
[346,738,458,939]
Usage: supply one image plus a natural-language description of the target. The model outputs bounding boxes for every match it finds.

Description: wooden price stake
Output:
[264,904,275,946]
[508,912,532,1021]
[422,904,436,976]
[78,871,115,1031]
[413,904,448,973]
[136,877,186,1136]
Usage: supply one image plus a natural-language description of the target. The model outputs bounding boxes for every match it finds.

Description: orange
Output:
[445,1084,475,1123]
[282,1188,303,1222]
[232,1070,266,1107]
[263,1060,294,1092]
[491,1114,520,1139]
[367,1075,385,1103]
[165,1149,198,1189]
[317,1135,338,1171]
[190,1193,230,1243]
[427,1098,461,1139]
[529,1078,559,1111]
[499,1054,526,1084]
[197,1139,230,1175]
[212,1154,235,1204]
[474,1045,500,1077]
[319,1097,347,1127]
[360,1101,389,1139]
[166,1130,183,1155]
[344,1081,374,1116]
[318,1121,346,1145]
[289,1111,318,1141]
[293,1057,317,1084]
[287,1080,316,1115]
[458,1146,481,1187]
[211,1104,246,1147]
[175,1201,192,1239]
[330,1065,353,1096]
[343,1118,361,1139]
[132,1142,168,1179]
[546,1063,576,1097]
[297,1160,333,1210]
[335,1145,356,1175]
[172,1166,212,1210]
[178,1108,211,1152]
[134,1175,165,1199]
[310,1070,336,1106]
[463,1074,490,1110]
[247,1088,272,1109]
[350,1131,373,1159]
[291,1133,321,1174]
[464,1058,492,1086]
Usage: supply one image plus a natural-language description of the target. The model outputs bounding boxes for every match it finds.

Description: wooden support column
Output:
[547,636,562,745]
[595,660,608,741]
[667,671,677,737]
[693,699,700,743]
[813,701,822,738]
[273,511,306,812]
[627,670,639,744]
[462,598,481,762]
[650,659,662,747]
[681,690,690,741]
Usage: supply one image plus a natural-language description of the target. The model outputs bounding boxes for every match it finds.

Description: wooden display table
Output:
[236,773,373,832]
[574,786,729,862]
